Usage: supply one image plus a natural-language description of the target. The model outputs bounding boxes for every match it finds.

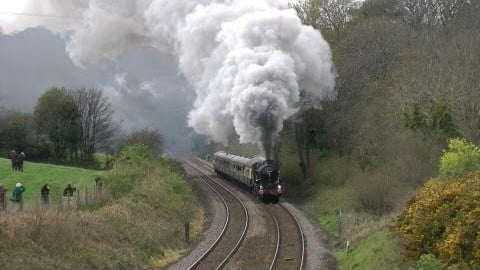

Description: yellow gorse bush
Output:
[393,174,480,268]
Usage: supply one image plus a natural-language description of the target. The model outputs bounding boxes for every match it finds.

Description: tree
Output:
[71,87,116,160]
[34,87,80,159]
[118,129,164,156]
[393,0,472,28]
[0,109,29,151]
[290,0,357,32]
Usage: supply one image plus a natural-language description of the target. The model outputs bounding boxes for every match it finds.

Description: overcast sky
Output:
[0,27,194,152]
[0,1,337,157]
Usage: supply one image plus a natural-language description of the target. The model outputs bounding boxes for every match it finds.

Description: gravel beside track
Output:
[282,202,338,270]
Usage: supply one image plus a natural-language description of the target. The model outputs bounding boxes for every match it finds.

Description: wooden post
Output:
[338,210,342,237]
[184,222,190,245]
[85,186,88,207]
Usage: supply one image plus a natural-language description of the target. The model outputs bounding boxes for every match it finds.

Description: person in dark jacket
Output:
[63,183,76,197]
[9,150,17,171]
[18,152,26,172]
[63,183,77,208]
[12,183,25,210]
[41,184,50,204]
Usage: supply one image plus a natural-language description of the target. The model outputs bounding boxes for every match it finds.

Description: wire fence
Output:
[0,185,108,213]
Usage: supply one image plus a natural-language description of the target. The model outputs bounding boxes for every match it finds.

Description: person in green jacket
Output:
[12,183,25,210]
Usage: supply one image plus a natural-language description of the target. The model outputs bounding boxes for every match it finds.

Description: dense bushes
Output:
[103,144,151,198]
[438,139,480,179]
[352,172,393,215]
[394,139,480,268]
[393,174,480,268]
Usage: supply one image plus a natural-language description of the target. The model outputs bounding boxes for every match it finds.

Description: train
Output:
[212,151,283,202]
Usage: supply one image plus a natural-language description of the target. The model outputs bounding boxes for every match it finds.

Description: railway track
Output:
[189,158,306,270]
[183,159,249,270]
[265,204,305,270]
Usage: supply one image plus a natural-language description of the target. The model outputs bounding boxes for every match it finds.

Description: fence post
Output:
[85,186,88,207]
[184,222,190,245]
[338,210,343,237]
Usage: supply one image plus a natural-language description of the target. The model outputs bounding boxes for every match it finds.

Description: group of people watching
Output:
[9,150,26,172]
[0,182,77,211]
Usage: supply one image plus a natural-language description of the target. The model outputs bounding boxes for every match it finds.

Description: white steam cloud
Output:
[0,0,336,158]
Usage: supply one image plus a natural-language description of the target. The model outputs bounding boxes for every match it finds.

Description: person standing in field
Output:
[18,152,26,172]
[12,183,25,210]
[63,183,77,208]
[9,150,17,171]
[41,184,50,205]
[0,184,8,211]
[63,183,76,197]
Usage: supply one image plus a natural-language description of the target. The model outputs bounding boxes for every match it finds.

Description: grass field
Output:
[0,158,103,205]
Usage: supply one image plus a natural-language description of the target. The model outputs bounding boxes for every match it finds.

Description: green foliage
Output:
[430,103,458,138]
[319,212,340,236]
[404,103,428,132]
[33,87,80,159]
[1,109,28,151]
[393,174,480,268]
[404,103,459,138]
[0,109,31,152]
[289,0,323,28]
[103,144,151,197]
[158,158,197,222]
[115,143,151,167]
[416,254,441,270]
[92,152,113,170]
[336,228,405,270]
[439,138,480,178]
[118,129,164,156]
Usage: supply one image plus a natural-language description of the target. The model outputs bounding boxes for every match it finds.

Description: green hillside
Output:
[0,158,102,205]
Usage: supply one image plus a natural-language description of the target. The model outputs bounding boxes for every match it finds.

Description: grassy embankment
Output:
[0,145,203,269]
[280,151,413,270]
[0,158,101,205]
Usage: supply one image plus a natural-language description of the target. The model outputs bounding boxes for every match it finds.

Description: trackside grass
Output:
[279,151,415,270]
[336,228,407,270]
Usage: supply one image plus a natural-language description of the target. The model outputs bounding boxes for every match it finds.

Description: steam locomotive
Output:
[212,151,283,202]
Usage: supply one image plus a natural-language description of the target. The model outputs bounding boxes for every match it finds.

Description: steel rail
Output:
[281,203,306,270]
[184,162,230,270]
[185,159,250,270]
[196,157,305,270]
[267,207,281,270]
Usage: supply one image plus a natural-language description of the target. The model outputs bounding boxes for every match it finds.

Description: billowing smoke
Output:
[0,0,336,158]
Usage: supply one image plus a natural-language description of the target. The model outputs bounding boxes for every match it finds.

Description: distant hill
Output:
[0,158,102,205]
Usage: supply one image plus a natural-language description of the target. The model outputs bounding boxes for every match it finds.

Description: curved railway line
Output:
[265,204,305,270]
[182,158,306,270]
[184,160,249,270]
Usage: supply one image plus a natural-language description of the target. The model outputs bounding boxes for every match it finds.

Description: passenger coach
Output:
[213,151,283,202]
